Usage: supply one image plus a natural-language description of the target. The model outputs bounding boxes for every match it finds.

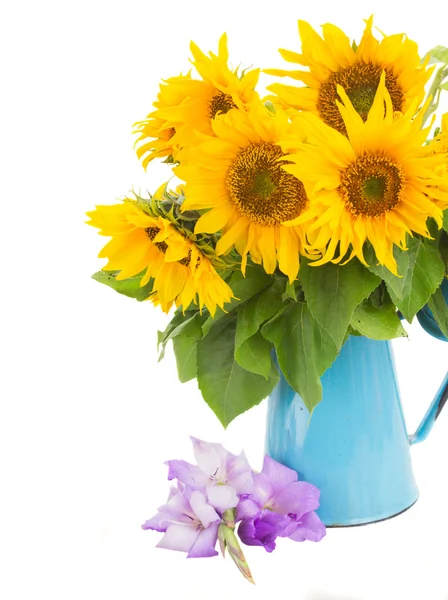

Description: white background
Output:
[2,0,448,598]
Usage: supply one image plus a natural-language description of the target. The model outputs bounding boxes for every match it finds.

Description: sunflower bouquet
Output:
[88,17,448,428]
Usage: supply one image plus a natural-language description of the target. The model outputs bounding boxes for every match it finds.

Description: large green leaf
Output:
[202,266,273,336]
[234,278,286,378]
[197,314,279,427]
[299,259,381,349]
[234,331,273,379]
[235,278,286,349]
[426,285,448,339]
[350,293,408,340]
[440,231,448,272]
[92,270,153,301]
[157,311,206,360]
[364,244,410,300]
[173,335,197,383]
[443,209,448,233]
[384,238,445,322]
[262,302,339,414]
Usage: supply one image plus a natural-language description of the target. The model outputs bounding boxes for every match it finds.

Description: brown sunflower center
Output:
[145,226,193,266]
[225,142,307,225]
[317,62,404,135]
[145,226,168,253]
[209,91,237,119]
[338,152,405,217]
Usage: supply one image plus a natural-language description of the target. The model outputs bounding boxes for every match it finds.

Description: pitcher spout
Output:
[409,372,448,445]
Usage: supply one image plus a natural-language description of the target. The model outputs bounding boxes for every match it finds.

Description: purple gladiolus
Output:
[237,455,326,551]
[165,437,254,513]
[142,482,221,558]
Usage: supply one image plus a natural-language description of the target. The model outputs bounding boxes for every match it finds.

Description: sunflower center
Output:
[317,62,404,135]
[225,142,307,226]
[339,152,405,217]
[145,226,168,253]
[209,91,237,119]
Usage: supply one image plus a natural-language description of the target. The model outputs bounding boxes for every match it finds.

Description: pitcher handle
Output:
[409,372,448,445]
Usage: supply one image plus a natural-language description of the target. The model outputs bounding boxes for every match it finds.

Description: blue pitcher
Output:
[266,282,448,527]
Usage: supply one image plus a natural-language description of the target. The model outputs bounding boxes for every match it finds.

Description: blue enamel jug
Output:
[266,281,448,527]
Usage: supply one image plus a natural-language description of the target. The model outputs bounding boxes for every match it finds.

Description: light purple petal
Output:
[235,497,262,521]
[141,510,174,532]
[253,472,274,505]
[156,523,199,553]
[189,490,220,528]
[206,484,238,512]
[167,483,183,501]
[187,522,219,558]
[225,451,254,494]
[287,511,327,542]
[158,487,195,522]
[261,455,298,492]
[190,437,228,480]
[271,481,320,517]
[165,460,209,490]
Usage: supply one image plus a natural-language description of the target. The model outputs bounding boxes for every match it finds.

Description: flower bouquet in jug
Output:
[88,17,448,582]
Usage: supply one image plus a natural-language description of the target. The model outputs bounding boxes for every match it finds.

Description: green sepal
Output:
[299,258,381,349]
[262,301,339,415]
[91,270,153,301]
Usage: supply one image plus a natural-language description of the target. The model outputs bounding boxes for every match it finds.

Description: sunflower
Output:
[144,34,260,155]
[133,74,192,168]
[265,16,433,136]
[86,201,234,315]
[281,74,448,274]
[175,106,312,282]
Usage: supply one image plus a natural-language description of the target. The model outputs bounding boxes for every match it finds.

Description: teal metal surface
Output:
[266,335,448,527]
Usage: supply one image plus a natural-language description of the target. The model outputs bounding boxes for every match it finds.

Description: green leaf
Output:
[197,314,279,427]
[425,45,448,64]
[158,311,206,360]
[299,259,381,349]
[92,270,153,301]
[234,331,273,378]
[234,278,286,378]
[202,265,273,336]
[441,82,448,91]
[384,238,445,322]
[173,336,197,383]
[235,278,286,348]
[364,244,410,300]
[350,294,408,340]
[262,302,338,414]
[440,231,448,272]
[443,209,448,232]
[426,285,448,339]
